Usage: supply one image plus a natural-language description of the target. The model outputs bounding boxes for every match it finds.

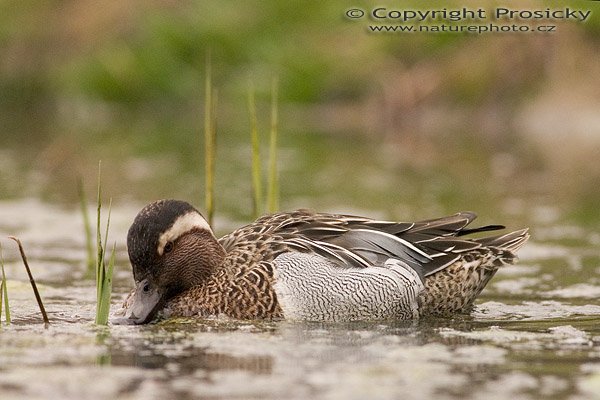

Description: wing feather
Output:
[224,209,526,279]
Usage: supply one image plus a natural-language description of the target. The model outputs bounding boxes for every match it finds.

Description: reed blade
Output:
[96,243,115,326]
[94,162,113,325]
[248,83,263,218]
[9,236,49,327]
[103,198,113,262]
[0,243,10,324]
[0,280,3,323]
[267,77,280,213]
[204,51,216,225]
[96,163,104,310]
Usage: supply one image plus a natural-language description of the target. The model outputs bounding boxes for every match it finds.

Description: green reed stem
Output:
[96,163,103,309]
[0,281,3,324]
[0,242,10,324]
[103,198,112,261]
[9,236,49,327]
[95,163,114,325]
[267,77,279,213]
[96,242,115,326]
[204,52,216,225]
[248,83,263,218]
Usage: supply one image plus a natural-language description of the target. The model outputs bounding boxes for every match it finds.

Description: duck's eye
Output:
[143,283,150,293]
[164,241,174,254]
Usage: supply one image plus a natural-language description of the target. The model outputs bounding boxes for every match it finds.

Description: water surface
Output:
[0,199,599,400]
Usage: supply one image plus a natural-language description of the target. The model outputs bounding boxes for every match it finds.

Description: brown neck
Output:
[185,229,227,287]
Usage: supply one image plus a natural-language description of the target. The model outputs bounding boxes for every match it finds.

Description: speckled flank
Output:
[273,252,423,321]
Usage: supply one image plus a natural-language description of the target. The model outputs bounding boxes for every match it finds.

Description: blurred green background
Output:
[1,0,599,226]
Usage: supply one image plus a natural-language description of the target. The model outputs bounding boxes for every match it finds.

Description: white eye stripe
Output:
[157,212,213,255]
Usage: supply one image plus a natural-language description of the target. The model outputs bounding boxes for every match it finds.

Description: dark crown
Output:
[127,199,199,278]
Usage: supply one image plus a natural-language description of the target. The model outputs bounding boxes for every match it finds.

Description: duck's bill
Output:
[111,278,163,325]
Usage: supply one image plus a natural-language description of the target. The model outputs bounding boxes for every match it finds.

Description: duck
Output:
[113,199,529,324]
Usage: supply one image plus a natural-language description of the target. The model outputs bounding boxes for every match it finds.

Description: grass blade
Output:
[210,88,218,224]
[9,236,49,327]
[96,162,104,311]
[267,77,279,213]
[96,243,115,326]
[0,280,3,323]
[0,243,10,324]
[78,178,95,277]
[103,197,113,263]
[94,163,114,325]
[248,82,263,218]
[204,51,216,225]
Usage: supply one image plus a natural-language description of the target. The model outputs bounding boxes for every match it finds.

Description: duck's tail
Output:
[419,227,530,317]
[475,228,530,253]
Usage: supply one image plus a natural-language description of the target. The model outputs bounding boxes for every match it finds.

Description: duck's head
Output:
[117,199,225,324]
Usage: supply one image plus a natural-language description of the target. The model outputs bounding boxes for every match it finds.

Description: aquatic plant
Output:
[202,59,280,221]
[95,163,115,326]
[0,243,10,325]
[9,236,49,327]
[248,79,280,218]
[267,78,279,213]
[204,52,217,226]
[248,82,263,218]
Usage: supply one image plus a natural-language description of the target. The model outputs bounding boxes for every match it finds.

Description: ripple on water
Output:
[439,324,592,349]
[0,366,168,400]
[544,284,600,299]
[474,301,600,321]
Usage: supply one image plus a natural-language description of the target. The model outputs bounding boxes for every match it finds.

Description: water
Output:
[0,197,599,400]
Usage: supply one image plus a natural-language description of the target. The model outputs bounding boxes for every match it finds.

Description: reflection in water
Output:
[111,349,273,375]
[98,322,275,375]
